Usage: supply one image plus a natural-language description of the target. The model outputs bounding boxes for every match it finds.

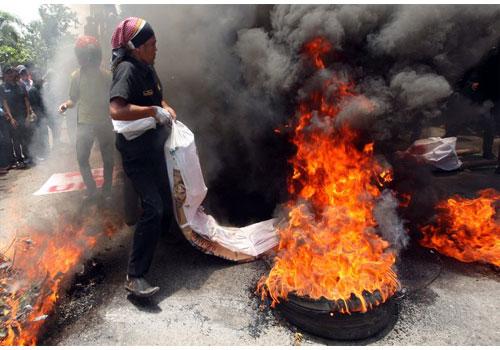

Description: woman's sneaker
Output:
[125,275,160,298]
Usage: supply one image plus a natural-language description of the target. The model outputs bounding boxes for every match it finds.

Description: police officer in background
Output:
[109,17,177,298]
[2,66,32,168]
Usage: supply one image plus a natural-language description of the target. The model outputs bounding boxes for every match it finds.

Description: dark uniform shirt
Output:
[110,56,163,108]
[110,55,166,152]
[28,85,47,119]
[2,82,28,121]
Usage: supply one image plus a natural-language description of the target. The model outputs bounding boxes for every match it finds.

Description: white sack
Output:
[165,121,208,225]
[112,117,157,140]
[407,137,462,171]
[165,121,278,257]
[190,209,278,257]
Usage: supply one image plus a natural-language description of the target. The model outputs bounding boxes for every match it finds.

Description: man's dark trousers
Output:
[0,118,13,167]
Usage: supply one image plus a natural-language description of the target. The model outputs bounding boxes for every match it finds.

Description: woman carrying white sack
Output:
[109,17,176,298]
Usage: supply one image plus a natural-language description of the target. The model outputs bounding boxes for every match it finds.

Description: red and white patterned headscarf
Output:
[111,17,154,50]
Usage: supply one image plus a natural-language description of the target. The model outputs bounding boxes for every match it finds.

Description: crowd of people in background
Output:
[0,64,56,174]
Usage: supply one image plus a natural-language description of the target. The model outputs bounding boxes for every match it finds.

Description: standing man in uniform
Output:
[2,66,32,168]
[0,85,12,174]
[28,70,49,162]
[109,17,176,297]
[58,36,115,201]
[16,65,33,92]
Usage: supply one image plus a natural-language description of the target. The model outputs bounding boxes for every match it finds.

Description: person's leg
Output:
[76,124,97,196]
[116,135,140,225]
[5,124,15,168]
[47,114,61,149]
[31,118,41,159]
[10,124,23,163]
[19,123,32,162]
[496,142,500,174]
[116,132,164,296]
[40,117,49,158]
[151,145,173,235]
[0,119,11,169]
[482,111,495,159]
[123,154,164,278]
[123,173,140,225]
[96,124,115,197]
[494,109,500,174]
[66,113,77,145]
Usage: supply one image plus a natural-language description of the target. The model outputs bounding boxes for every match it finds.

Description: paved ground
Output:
[0,132,499,346]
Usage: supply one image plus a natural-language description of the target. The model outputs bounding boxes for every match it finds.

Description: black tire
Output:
[277,295,398,341]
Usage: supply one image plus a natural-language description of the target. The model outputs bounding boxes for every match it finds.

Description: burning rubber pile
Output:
[0,211,120,345]
[258,37,402,340]
[420,189,500,267]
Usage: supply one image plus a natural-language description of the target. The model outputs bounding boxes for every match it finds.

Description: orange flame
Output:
[259,37,399,313]
[0,208,121,345]
[302,37,332,70]
[420,189,500,267]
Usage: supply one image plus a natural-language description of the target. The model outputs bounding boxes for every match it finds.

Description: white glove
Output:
[153,106,172,125]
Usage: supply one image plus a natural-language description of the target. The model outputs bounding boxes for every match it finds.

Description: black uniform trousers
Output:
[482,102,500,159]
[10,120,31,161]
[0,118,13,167]
[116,125,173,277]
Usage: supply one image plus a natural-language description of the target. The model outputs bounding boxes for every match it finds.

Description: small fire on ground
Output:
[420,189,500,267]
[0,209,120,345]
[258,37,399,314]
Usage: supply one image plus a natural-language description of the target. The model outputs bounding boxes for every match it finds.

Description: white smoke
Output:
[390,70,452,110]
[373,189,409,251]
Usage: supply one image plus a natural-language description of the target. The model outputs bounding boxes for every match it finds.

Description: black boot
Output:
[125,275,159,297]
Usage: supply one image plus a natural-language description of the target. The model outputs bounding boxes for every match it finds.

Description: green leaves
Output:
[0,5,79,69]
[0,11,21,47]
[0,45,34,66]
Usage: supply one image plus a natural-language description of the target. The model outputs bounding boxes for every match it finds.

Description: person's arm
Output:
[58,99,75,114]
[24,93,32,126]
[161,99,176,120]
[2,99,17,128]
[59,70,79,114]
[109,97,157,121]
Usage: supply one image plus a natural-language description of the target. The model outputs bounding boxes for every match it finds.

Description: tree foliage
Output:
[0,11,32,66]
[0,11,21,47]
[0,5,79,69]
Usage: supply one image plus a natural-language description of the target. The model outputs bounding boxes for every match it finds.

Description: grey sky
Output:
[0,3,41,23]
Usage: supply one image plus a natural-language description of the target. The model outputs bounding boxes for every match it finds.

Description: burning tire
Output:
[276,294,398,341]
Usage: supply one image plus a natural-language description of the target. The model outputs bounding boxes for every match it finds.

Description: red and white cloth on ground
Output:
[34,168,119,195]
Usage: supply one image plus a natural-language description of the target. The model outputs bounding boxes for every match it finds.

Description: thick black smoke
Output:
[234,5,500,247]
[234,4,500,249]
[50,5,499,230]
[236,4,500,145]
